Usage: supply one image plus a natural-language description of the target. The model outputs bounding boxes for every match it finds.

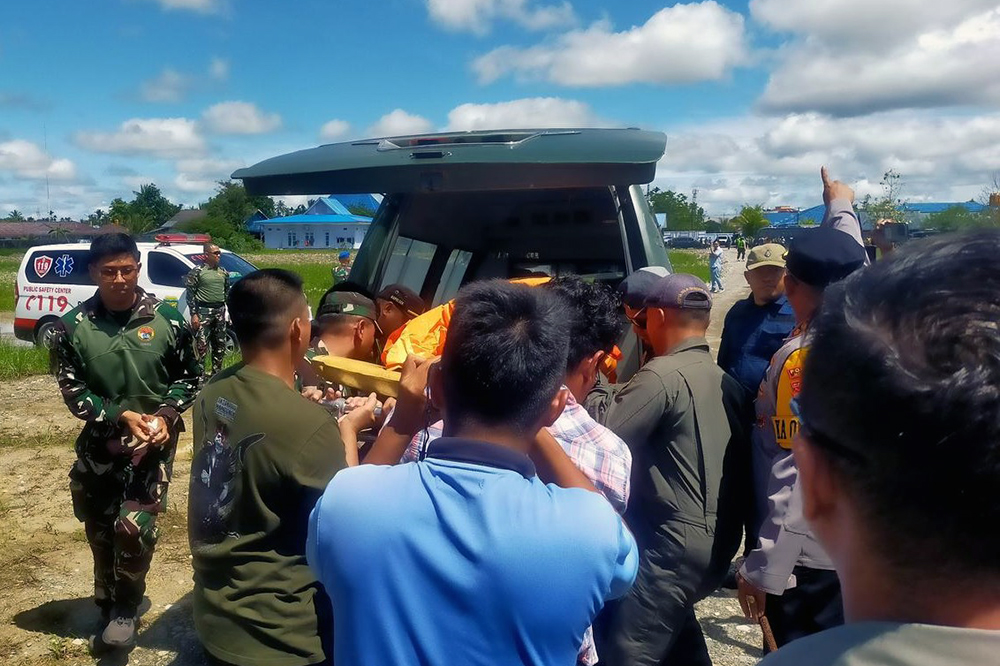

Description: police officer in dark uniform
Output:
[590,273,752,666]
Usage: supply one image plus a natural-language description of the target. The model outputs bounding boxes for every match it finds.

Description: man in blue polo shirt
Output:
[307,280,639,666]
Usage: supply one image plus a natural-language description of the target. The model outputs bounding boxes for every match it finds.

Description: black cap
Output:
[645,273,712,310]
[315,290,378,321]
[377,284,426,319]
[785,227,868,289]
[617,266,670,309]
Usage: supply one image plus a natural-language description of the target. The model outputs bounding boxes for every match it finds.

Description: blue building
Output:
[764,201,985,229]
[251,194,381,249]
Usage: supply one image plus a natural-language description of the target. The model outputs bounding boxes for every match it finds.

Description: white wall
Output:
[262,223,369,250]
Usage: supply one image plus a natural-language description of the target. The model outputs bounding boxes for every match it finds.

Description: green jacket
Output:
[185,264,231,310]
[52,289,202,429]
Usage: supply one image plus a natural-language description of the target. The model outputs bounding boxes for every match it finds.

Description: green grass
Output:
[247,256,337,306]
[668,250,711,282]
[0,340,50,381]
[0,253,22,312]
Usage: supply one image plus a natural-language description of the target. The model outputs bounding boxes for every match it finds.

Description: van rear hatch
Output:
[233,128,666,195]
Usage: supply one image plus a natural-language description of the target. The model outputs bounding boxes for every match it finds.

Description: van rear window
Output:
[24,250,93,285]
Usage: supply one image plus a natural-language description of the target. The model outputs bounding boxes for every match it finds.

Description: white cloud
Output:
[750,0,997,47]
[140,0,224,14]
[755,3,1000,116]
[366,109,434,137]
[208,57,229,81]
[202,101,282,134]
[426,0,575,34]
[319,119,351,141]
[0,140,78,181]
[446,97,604,130]
[140,68,189,103]
[473,2,748,86]
[74,117,206,158]
[655,111,1000,214]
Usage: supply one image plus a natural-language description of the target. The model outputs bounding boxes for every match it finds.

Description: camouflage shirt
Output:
[331,264,350,285]
[52,288,202,428]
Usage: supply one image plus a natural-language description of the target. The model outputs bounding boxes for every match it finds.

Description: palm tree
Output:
[5,209,25,221]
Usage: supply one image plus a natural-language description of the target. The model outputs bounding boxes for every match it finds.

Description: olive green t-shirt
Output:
[189,363,347,666]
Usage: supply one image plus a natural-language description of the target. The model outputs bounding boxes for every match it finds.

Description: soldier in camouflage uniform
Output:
[331,249,352,285]
[51,233,201,650]
[185,243,231,376]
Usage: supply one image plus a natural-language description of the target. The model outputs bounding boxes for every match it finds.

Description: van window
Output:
[380,237,437,292]
[147,251,190,288]
[24,249,93,285]
[433,249,473,305]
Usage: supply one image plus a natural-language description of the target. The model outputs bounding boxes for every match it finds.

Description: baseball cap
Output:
[315,290,377,321]
[644,273,712,310]
[338,250,351,260]
[617,266,670,309]
[377,284,426,319]
[746,243,787,271]
[785,227,867,289]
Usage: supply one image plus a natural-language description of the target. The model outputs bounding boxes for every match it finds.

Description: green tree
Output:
[292,204,307,215]
[274,200,293,218]
[645,187,706,231]
[737,205,768,238]
[4,209,25,221]
[203,180,274,230]
[860,169,906,225]
[799,217,818,227]
[132,183,181,227]
[347,204,376,218]
[86,209,108,226]
[927,206,998,232]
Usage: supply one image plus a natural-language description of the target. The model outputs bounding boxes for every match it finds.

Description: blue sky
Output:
[2,0,999,218]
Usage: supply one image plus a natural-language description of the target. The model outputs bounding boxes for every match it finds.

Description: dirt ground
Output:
[0,248,762,666]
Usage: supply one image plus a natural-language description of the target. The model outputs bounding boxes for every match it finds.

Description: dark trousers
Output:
[595,521,714,666]
[764,566,844,652]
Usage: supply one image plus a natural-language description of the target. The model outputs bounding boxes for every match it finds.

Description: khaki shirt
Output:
[760,622,1000,666]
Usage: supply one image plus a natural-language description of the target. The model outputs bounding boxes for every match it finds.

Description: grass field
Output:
[668,249,711,282]
[0,253,20,312]
[0,340,50,381]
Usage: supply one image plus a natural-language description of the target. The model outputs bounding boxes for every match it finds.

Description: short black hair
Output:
[89,232,139,263]
[801,230,1000,578]
[541,277,624,371]
[227,269,307,348]
[442,280,569,434]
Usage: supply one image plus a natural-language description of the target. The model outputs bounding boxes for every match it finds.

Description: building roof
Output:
[164,209,208,228]
[902,201,985,214]
[258,213,371,227]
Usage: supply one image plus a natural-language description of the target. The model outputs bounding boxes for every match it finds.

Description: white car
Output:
[14,234,257,347]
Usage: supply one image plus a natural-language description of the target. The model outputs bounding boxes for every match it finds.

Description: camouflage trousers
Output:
[69,424,178,614]
[195,306,227,376]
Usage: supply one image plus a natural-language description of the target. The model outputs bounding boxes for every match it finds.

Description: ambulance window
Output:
[147,252,189,288]
[380,237,437,293]
[433,249,473,305]
[24,250,93,285]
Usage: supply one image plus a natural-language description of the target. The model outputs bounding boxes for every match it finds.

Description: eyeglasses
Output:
[98,266,138,279]
[789,397,867,466]
[625,307,648,329]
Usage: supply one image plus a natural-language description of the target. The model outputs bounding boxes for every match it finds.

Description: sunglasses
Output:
[625,307,648,329]
[790,397,867,466]
[98,266,138,279]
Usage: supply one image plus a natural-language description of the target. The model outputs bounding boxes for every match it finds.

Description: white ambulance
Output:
[13,234,257,346]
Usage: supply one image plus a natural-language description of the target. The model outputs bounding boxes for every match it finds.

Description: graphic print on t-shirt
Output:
[190,420,264,545]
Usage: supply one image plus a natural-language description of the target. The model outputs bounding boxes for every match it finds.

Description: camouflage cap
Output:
[315,290,377,321]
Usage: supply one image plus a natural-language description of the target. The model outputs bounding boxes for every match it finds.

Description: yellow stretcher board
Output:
[310,355,402,398]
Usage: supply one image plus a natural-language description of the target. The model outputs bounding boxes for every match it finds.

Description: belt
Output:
[197,301,226,309]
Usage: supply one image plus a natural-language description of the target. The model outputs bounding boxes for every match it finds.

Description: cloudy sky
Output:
[1,0,998,219]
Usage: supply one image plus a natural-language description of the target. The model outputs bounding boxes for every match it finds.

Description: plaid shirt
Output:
[402,389,633,666]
